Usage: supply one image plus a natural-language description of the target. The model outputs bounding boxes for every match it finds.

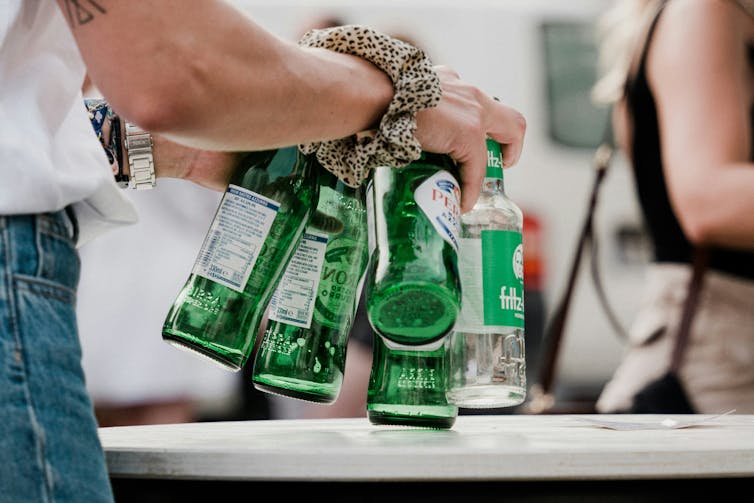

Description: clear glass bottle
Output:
[162,147,318,371]
[446,138,526,408]
[252,167,369,403]
[365,153,462,347]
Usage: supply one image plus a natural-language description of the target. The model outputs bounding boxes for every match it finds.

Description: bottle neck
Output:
[482,176,505,194]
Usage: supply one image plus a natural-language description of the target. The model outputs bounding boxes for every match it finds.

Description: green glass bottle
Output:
[252,167,369,403]
[446,139,526,408]
[162,146,318,371]
[367,335,458,429]
[365,152,462,346]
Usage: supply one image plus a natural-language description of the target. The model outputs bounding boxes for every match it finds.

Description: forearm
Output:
[675,164,754,250]
[650,0,754,251]
[67,1,527,211]
[59,0,392,151]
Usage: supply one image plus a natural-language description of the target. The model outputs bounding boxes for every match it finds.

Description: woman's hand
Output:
[415,66,526,213]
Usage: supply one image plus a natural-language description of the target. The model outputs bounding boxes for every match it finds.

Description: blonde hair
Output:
[591,0,663,105]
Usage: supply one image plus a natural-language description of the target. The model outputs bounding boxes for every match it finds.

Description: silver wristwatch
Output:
[124,122,155,190]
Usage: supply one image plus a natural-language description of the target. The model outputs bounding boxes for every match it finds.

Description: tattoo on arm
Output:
[64,0,106,27]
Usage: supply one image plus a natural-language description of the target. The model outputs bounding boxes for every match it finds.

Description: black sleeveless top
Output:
[625,2,754,280]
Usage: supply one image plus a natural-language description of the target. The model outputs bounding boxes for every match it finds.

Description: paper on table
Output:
[569,410,736,430]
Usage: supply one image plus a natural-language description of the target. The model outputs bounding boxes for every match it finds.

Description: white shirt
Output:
[77,179,238,406]
[0,0,136,245]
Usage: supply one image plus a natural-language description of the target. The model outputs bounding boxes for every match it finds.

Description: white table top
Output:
[99,414,754,482]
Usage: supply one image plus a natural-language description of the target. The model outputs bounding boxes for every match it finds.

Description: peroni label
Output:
[414,170,461,252]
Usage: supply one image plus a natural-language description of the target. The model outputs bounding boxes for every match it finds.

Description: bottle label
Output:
[267,230,329,328]
[193,185,280,293]
[456,230,525,330]
[414,170,461,252]
[315,236,365,330]
[486,138,504,179]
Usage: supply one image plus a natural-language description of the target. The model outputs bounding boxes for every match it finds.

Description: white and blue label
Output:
[414,170,461,252]
[267,230,329,328]
[193,185,279,293]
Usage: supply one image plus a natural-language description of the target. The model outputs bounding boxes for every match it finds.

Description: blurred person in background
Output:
[0,2,525,501]
[591,0,754,414]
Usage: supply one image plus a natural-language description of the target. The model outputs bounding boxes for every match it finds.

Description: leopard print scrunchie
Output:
[298,25,442,187]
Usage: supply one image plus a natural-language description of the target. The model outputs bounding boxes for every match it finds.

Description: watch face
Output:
[127,135,152,151]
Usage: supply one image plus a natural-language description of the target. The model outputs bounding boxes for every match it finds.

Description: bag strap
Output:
[587,134,630,343]
[526,141,708,412]
[525,0,670,413]
[524,121,614,413]
[670,248,709,372]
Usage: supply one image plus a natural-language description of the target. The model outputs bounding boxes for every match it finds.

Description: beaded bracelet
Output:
[84,98,129,188]
[84,98,155,189]
[298,25,442,187]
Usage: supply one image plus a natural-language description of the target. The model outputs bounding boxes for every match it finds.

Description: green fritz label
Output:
[457,230,524,331]
[485,138,504,179]
[482,229,524,327]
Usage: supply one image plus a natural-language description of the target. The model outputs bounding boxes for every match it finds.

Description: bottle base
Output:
[446,385,526,409]
[367,404,457,429]
[162,333,243,372]
[369,282,458,347]
[253,376,337,404]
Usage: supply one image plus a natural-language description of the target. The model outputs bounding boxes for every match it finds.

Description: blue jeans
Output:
[0,210,114,503]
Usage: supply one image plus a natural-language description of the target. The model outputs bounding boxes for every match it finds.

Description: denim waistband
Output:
[0,209,80,288]
[0,209,77,243]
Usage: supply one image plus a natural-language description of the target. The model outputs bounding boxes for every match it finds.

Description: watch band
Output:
[124,122,155,190]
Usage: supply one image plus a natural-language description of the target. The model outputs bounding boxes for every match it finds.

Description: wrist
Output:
[144,132,239,191]
[298,25,442,188]
[306,47,393,132]
[352,53,393,132]
[85,98,156,190]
